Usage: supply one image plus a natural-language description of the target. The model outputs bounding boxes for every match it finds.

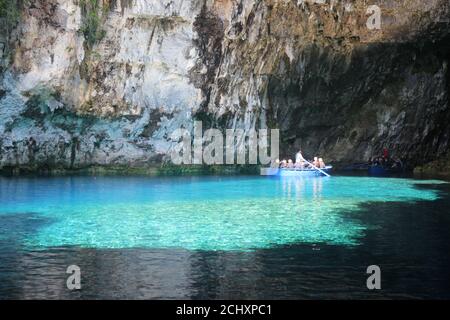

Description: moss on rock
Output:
[0,163,260,177]
[414,153,450,177]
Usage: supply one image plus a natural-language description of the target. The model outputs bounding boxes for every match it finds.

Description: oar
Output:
[304,159,331,177]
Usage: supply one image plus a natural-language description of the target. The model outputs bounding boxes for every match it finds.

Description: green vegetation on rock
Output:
[414,153,450,177]
[0,0,27,54]
[0,163,261,177]
[79,0,107,49]
[0,0,22,33]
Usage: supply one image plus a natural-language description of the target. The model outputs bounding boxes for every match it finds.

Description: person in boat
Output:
[287,159,294,168]
[372,157,381,166]
[383,148,389,160]
[272,159,280,168]
[391,157,403,170]
[294,159,304,169]
[295,150,305,164]
[294,154,305,169]
[280,159,287,168]
[312,157,319,167]
[319,158,326,169]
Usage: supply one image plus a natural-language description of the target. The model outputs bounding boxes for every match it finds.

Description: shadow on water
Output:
[0,183,450,299]
[0,213,57,298]
[185,183,450,300]
[0,212,57,253]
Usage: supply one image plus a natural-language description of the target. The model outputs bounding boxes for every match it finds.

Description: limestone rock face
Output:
[0,0,449,171]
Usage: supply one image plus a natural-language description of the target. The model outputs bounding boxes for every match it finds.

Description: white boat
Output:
[260,166,333,177]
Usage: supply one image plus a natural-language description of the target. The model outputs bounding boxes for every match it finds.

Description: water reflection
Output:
[313,178,323,201]
[281,177,323,201]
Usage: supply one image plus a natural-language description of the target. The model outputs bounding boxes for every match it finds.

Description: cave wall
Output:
[0,0,449,172]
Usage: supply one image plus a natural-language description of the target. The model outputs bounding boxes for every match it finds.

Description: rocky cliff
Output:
[0,0,449,173]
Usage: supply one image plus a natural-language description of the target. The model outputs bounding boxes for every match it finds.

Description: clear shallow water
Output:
[1,175,450,299]
[0,176,442,250]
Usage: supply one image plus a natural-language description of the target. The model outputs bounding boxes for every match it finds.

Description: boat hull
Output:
[368,166,387,176]
[261,167,332,177]
[368,165,404,176]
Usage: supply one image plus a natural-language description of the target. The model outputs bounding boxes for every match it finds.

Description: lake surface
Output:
[0,175,449,299]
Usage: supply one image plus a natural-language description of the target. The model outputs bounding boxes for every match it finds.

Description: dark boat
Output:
[368,164,404,176]
[343,163,370,171]
[368,165,388,176]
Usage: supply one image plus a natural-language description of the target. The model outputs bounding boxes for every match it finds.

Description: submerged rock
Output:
[0,0,449,173]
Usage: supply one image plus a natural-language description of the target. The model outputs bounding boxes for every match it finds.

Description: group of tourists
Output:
[369,148,404,170]
[275,150,327,169]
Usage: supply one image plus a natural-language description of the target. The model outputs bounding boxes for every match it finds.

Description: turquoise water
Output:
[0,176,445,251]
